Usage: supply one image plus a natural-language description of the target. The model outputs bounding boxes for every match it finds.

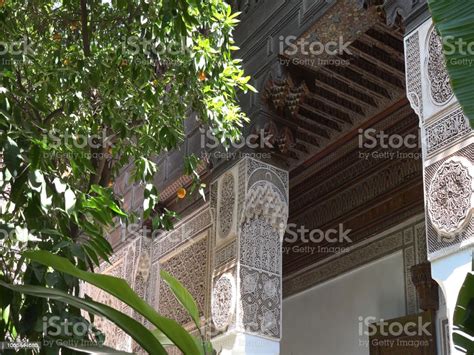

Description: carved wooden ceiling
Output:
[257,5,425,281]
[261,19,406,169]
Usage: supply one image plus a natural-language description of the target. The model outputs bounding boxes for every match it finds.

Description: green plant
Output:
[452,272,474,353]
[0,250,214,354]
[429,0,474,127]
[0,0,253,348]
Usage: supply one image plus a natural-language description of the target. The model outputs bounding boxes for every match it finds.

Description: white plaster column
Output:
[404,17,474,354]
[208,157,288,354]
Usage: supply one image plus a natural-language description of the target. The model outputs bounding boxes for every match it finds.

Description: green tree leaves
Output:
[429,0,474,127]
[0,0,249,349]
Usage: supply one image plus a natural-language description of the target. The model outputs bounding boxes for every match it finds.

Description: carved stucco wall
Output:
[81,157,290,351]
[82,208,213,353]
[404,21,474,261]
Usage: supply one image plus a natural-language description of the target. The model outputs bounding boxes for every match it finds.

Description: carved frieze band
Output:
[425,108,471,156]
[151,208,211,262]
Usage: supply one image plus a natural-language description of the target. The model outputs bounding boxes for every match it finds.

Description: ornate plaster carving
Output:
[242,181,288,237]
[211,273,236,331]
[239,266,281,339]
[425,107,471,156]
[428,157,473,235]
[159,237,209,325]
[240,218,281,274]
[405,31,423,118]
[427,28,454,105]
[218,173,236,240]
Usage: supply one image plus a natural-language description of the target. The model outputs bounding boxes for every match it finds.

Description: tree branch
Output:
[80,0,91,57]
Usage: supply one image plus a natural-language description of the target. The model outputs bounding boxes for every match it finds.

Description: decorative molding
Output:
[242,183,288,238]
[358,0,426,27]
[425,144,474,260]
[240,218,281,274]
[427,157,473,235]
[215,240,237,270]
[210,157,289,344]
[239,266,281,339]
[152,208,211,261]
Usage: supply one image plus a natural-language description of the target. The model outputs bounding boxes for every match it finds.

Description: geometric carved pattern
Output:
[211,273,236,331]
[218,173,235,240]
[405,31,423,118]
[428,157,473,235]
[240,266,281,339]
[425,107,471,156]
[427,29,454,105]
[159,237,208,325]
[240,218,281,274]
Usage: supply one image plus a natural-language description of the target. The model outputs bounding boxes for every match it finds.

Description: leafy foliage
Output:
[0,0,252,351]
[453,272,474,353]
[429,0,474,127]
[1,250,214,354]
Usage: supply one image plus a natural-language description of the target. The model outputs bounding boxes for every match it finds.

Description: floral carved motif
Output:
[428,158,473,234]
[427,29,454,105]
[211,273,236,331]
[218,173,235,240]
